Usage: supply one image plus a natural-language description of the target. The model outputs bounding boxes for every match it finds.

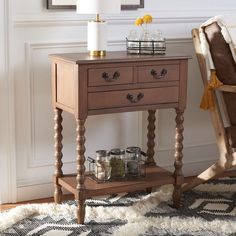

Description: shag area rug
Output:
[0,178,236,236]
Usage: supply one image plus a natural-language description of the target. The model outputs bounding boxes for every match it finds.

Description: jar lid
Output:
[110,148,125,155]
[96,150,109,158]
[126,146,141,154]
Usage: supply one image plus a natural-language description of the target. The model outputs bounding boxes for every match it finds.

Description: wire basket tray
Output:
[126,38,166,55]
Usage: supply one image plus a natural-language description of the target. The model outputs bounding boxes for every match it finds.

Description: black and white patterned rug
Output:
[1,178,236,236]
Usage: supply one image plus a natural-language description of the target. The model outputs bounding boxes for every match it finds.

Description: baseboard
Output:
[17,183,53,202]
[17,183,73,202]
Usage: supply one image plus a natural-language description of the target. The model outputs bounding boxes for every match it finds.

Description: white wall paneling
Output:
[142,38,218,177]
[1,0,236,202]
[0,0,17,204]
[16,37,141,200]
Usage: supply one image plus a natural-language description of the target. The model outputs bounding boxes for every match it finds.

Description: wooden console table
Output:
[49,51,189,224]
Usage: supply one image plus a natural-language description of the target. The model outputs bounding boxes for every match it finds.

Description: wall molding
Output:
[25,38,193,169]
[157,141,216,152]
[24,37,198,170]
[155,143,219,166]
[0,0,17,204]
[25,41,87,169]
[13,17,206,28]
[26,37,192,50]
[12,8,236,28]
[17,37,218,201]
[25,39,140,168]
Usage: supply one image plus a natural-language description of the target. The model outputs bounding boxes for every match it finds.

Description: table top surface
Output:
[49,51,191,64]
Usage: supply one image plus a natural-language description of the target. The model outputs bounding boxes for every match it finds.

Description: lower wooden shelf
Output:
[58,165,174,198]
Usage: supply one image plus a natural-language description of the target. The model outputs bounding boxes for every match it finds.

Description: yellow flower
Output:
[143,14,153,24]
[135,17,144,26]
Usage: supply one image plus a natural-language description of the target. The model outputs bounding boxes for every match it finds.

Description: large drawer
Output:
[138,64,179,83]
[88,66,133,87]
[88,86,179,110]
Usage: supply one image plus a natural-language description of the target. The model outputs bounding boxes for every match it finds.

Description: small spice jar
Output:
[126,146,146,178]
[110,148,126,179]
[94,150,111,182]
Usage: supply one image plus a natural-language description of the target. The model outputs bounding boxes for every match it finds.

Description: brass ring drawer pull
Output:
[150,68,167,79]
[127,93,144,103]
[102,71,120,82]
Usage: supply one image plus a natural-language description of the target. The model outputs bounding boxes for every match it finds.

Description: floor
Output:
[0,194,74,212]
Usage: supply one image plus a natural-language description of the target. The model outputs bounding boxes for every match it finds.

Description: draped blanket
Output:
[199,15,236,81]
[198,16,236,133]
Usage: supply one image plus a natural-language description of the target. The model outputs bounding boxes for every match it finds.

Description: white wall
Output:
[0,0,16,204]
[1,0,236,203]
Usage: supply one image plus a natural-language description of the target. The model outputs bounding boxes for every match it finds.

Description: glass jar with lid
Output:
[127,30,139,54]
[152,30,166,54]
[126,146,146,178]
[110,148,126,179]
[94,150,111,182]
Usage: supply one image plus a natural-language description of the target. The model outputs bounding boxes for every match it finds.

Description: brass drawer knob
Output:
[150,68,167,79]
[127,93,144,103]
[102,71,120,82]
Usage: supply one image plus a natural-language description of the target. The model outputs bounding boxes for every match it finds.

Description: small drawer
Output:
[138,64,179,83]
[88,87,179,110]
[88,67,133,87]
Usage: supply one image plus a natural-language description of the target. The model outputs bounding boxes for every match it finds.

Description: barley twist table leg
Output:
[54,108,63,204]
[146,110,156,166]
[173,108,184,208]
[76,119,86,224]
